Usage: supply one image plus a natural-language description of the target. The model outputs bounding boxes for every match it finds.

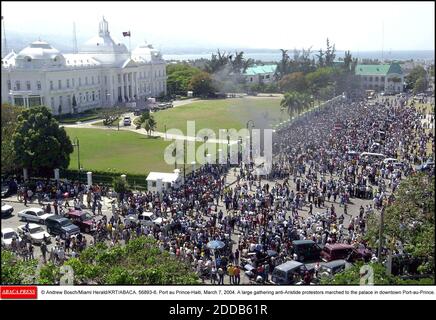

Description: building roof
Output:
[16,41,62,60]
[81,17,128,54]
[63,54,102,67]
[146,172,180,183]
[132,42,163,63]
[355,63,403,76]
[243,64,277,76]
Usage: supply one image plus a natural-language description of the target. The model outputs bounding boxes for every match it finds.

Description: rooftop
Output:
[355,63,403,76]
[244,64,277,76]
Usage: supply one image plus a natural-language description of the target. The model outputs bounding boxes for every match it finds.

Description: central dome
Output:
[80,17,128,54]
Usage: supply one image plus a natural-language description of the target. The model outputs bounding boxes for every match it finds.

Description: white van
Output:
[123,117,131,126]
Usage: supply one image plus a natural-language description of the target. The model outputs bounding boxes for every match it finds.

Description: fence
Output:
[60,169,148,190]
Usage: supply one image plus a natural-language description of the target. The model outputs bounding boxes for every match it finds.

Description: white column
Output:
[54,168,60,182]
[121,174,126,181]
[121,74,125,102]
[127,73,131,101]
[87,172,92,187]
[191,161,196,173]
[23,168,29,181]
[218,149,223,165]
[206,153,212,164]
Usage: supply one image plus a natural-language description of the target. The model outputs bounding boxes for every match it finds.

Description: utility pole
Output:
[377,207,385,261]
[381,21,384,62]
[2,16,8,58]
[183,139,186,181]
[73,21,78,54]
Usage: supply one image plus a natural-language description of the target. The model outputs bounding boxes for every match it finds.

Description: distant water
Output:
[164,50,435,62]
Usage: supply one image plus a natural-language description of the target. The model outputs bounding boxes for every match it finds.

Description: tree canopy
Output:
[189,71,215,97]
[406,65,427,90]
[12,106,73,176]
[366,173,435,274]
[1,103,23,175]
[166,64,202,96]
[1,237,199,284]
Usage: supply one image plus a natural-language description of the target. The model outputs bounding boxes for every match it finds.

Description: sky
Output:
[1,1,435,51]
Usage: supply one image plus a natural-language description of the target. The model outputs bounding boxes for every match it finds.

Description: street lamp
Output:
[183,139,186,181]
[72,137,80,181]
[226,130,230,167]
[238,136,243,166]
[203,136,208,163]
[246,120,255,166]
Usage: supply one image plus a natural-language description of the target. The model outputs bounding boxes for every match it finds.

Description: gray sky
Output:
[2,1,435,51]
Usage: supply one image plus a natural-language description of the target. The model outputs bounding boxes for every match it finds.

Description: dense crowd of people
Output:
[4,92,434,284]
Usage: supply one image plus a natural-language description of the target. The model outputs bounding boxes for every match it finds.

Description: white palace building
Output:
[1,17,167,114]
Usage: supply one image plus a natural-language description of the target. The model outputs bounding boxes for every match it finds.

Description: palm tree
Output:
[146,116,157,135]
[280,92,301,118]
[298,93,313,112]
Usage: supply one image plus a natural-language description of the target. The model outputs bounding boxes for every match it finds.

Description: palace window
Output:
[7,80,11,90]
[37,81,41,90]
[26,81,31,90]
[50,81,53,90]
[66,79,70,88]
[15,81,21,91]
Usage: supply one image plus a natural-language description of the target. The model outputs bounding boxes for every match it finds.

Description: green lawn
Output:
[153,97,285,135]
[65,128,229,175]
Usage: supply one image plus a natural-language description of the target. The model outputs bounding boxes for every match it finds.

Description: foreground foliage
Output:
[366,173,435,274]
[1,237,199,285]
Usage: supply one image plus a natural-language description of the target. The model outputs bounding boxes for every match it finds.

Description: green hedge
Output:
[56,109,103,124]
[60,169,148,190]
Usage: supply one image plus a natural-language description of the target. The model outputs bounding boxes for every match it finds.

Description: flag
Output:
[122,31,131,37]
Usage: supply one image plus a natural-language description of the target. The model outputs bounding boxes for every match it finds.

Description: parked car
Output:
[123,116,132,126]
[291,240,322,262]
[1,181,17,198]
[18,207,54,224]
[1,203,14,218]
[139,212,166,226]
[124,212,166,227]
[17,223,51,244]
[66,210,97,233]
[321,243,371,262]
[271,261,313,285]
[1,228,21,248]
[320,243,355,262]
[318,260,352,278]
[45,215,80,239]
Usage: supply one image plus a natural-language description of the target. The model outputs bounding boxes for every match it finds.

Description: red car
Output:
[66,210,96,233]
[321,243,372,262]
[320,244,354,262]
